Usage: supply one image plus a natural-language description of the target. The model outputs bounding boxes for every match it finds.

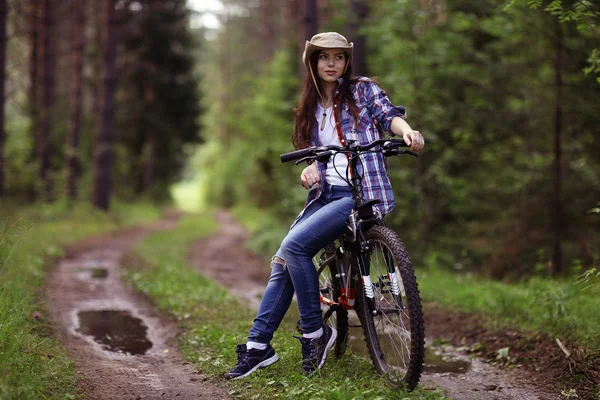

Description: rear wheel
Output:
[317,244,349,357]
[357,226,425,390]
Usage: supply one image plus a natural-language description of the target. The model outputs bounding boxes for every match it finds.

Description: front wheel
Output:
[357,226,425,391]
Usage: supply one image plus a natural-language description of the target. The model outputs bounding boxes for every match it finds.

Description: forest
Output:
[193,0,600,280]
[0,0,599,399]
[1,0,598,278]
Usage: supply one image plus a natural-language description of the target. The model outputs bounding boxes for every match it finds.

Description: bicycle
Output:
[280,135,425,391]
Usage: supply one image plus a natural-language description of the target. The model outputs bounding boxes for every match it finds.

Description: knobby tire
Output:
[357,225,425,391]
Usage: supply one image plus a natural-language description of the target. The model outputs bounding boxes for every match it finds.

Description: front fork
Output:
[357,250,378,314]
[356,236,403,315]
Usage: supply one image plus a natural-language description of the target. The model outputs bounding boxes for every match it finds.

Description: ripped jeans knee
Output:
[272,256,285,265]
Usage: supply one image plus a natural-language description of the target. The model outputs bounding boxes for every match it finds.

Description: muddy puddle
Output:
[346,323,471,375]
[76,309,152,355]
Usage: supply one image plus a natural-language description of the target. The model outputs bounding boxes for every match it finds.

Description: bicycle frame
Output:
[282,136,417,316]
[318,140,387,316]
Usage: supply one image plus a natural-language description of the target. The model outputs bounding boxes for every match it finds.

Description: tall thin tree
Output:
[36,0,55,201]
[552,20,563,275]
[300,0,317,78]
[301,0,317,40]
[92,0,118,210]
[259,0,277,63]
[28,0,38,170]
[347,0,368,76]
[0,0,6,198]
[66,0,86,200]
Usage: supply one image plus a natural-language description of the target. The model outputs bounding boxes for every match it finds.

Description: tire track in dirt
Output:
[187,210,559,400]
[45,212,230,400]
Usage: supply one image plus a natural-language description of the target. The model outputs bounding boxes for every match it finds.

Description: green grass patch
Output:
[418,268,600,350]
[125,212,448,399]
[0,200,161,399]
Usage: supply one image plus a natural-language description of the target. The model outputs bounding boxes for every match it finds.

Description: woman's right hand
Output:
[300,163,320,190]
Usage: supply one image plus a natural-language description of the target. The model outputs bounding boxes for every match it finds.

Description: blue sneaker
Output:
[295,325,337,375]
[224,344,279,379]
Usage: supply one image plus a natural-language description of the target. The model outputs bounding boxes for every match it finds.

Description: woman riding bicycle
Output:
[225,31,425,379]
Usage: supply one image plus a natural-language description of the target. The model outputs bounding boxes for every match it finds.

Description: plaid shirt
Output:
[296,77,407,225]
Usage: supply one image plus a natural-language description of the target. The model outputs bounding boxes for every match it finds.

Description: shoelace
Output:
[235,346,250,367]
[294,336,318,362]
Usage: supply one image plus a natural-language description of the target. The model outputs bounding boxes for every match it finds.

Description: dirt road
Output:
[43,210,569,399]
[45,214,230,400]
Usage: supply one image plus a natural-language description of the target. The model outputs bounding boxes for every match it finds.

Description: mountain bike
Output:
[280,136,425,391]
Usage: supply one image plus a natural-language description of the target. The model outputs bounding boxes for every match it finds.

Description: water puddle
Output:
[347,325,471,374]
[90,268,108,279]
[423,348,470,374]
[76,310,152,355]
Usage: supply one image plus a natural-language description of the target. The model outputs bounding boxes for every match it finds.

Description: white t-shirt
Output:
[316,104,350,187]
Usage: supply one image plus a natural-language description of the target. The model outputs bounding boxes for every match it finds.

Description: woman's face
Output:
[317,49,346,84]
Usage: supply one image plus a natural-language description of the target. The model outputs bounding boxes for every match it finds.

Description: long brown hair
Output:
[292,51,359,149]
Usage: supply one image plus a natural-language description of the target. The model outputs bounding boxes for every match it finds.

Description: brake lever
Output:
[295,156,315,165]
[382,149,419,158]
[400,150,419,158]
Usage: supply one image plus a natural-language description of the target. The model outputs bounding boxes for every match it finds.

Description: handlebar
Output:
[280,138,417,164]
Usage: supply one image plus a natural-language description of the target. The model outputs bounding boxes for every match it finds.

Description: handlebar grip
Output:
[390,138,409,147]
[280,148,314,163]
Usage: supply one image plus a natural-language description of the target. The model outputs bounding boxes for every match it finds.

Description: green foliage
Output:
[362,0,600,277]
[193,0,600,280]
[507,0,600,80]
[585,48,600,82]
[419,267,600,349]
[0,202,160,399]
[575,268,600,293]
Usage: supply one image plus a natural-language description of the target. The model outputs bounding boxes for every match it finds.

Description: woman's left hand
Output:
[403,130,425,152]
[300,163,320,190]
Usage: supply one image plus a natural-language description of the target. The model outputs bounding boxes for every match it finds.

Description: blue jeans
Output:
[248,183,354,344]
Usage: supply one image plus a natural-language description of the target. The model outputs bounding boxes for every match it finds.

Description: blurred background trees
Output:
[0,0,200,208]
[0,0,598,280]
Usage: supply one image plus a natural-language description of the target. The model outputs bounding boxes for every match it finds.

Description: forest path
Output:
[188,210,560,400]
[45,212,230,400]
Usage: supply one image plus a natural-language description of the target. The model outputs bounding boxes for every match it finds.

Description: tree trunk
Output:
[28,0,38,166]
[92,0,118,210]
[551,20,563,276]
[66,0,86,200]
[36,0,54,201]
[259,0,277,63]
[302,0,318,41]
[0,0,6,197]
[347,0,368,76]
[281,0,301,77]
[299,0,318,79]
[142,134,157,192]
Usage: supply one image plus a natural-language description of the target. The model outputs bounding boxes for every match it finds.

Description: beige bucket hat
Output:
[302,32,353,68]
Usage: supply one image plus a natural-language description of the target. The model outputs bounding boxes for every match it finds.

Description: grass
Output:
[125,212,449,400]
[0,200,161,399]
[418,268,600,351]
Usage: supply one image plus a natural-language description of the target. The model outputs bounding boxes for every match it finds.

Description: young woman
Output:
[225,32,424,379]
